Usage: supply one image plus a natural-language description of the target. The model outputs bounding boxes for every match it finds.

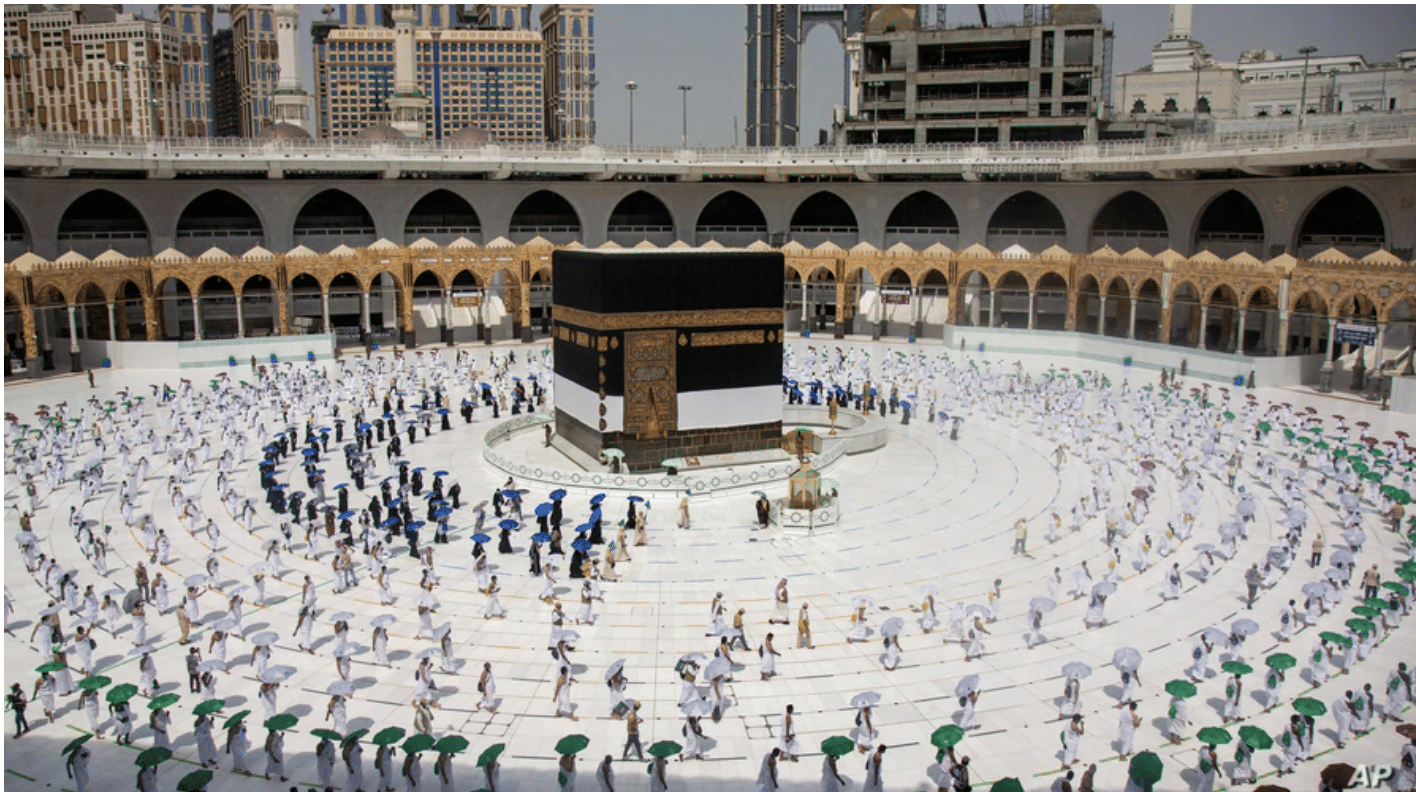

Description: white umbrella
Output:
[1218,522,1242,540]
[326,680,355,696]
[849,691,882,708]
[415,647,439,660]
[260,666,295,683]
[1091,581,1117,597]
[250,631,279,647]
[224,584,249,597]
[1236,501,1256,518]
[850,595,875,610]
[210,618,237,632]
[1324,568,1346,582]
[328,611,355,624]
[1111,647,1142,673]
[247,563,269,576]
[196,659,226,674]
[128,644,154,657]
[333,644,359,658]
[704,656,730,681]
[965,603,991,617]
[880,617,905,638]
[604,659,626,682]
[39,603,64,616]
[1301,582,1330,597]
[1193,543,1216,554]
[677,653,707,667]
[1339,493,1361,510]
[680,699,712,718]
[1330,550,1354,566]
[555,629,581,645]
[954,674,981,697]
[1029,597,1056,614]
[1061,661,1092,680]
[1200,627,1231,647]
[415,593,439,608]
[918,583,941,596]
[184,574,209,589]
[432,623,451,640]
[370,614,397,628]
[1342,528,1365,547]
[1230,618,1259,637]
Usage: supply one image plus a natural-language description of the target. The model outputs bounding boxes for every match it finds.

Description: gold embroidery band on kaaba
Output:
[691,330,765,347]
[553,305,783,332]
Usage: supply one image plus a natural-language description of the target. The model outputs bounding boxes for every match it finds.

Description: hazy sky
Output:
[139,4,1414,146]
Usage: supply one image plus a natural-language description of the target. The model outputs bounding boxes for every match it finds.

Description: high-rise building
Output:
[211,28,241,136]
[839,4,1114,144]
[744,4,865,147]
[159,4,215,137]
[315,23,545,141]
[339,4,391,29]
[230,4,279,136]
[539,4,595,142]
[4,5,181,136]
[471,4,532,31]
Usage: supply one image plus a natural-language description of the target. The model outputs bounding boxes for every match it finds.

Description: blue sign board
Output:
[1334,322,1377,346]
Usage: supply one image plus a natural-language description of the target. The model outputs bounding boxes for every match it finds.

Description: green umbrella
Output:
[36,661,66,674]
[1293,697,1328,717]
[77,675,112,692]
[1282,428,1295,440]
[1221,661,1253,676]
[1128,750,1164,789]
[1364,597,1390,609]
[373,727,405,747]
[1364,472,1384,482]
[931,724,966,749]
[1223,411,1236,421]
[221,710,250,730]
[1318,631,1353,648]
[264,713,298,731]
[1351,461,1370,474]
[990,780,1026,792]
[148,693,181,711]
[1314,441,1330,450]
[1400,567,1416,583]
[341,729,369,746]
[1345,618,1375,634]
[1352,606,1382,619]
[1296,435,1312,445]
[554,734,589,755]
[1197,726,1233,745]
[476,743,506,767]
[135,747,172,768]
[820,736,854,757]
[60,734,93,755]
[1382,581,1409,595]
[192,699,223,717]
[176,769,214,792]
[1165,679,1198,699]
[106,683,138,704]
[1265,653,1297,671]
[1238,725,1273,751]
[646,741,682,759]
[434,735,470,754]
[403,734,435,754]
[311,729,343,742]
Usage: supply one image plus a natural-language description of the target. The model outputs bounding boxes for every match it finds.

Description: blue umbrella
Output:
[405,521,425,531]
[302,449,318,456]
[470,533,491,544]
[388,498,402,508]
[433,471,449,478]
[571,538,592,552]
[397,461,410,468]
[382,413,394,420]
[869,388,878,396]
[312,469,326,475]
[422,492,440,500]
[437,408,449,415]
[357,423,371,432]
[382,477,396,484]
[338,511,357,521]
[333,483,348,490]
[319,427,331,433]
[574,523,593,534]
[534,503,553,517]
[481,383,491,390]
[264,444,279,452]
[381,517,400,528]
[589,494,605,506]
[532,532,552,543]
[901,401,911,409]
[412,467,425,473]
[589,509,602,522]
[549,489,567,500]
[627,495,644,503]
[498,519,520,531]
[270,484,287,491]
[501,490,520,499]
[433,507,452,519]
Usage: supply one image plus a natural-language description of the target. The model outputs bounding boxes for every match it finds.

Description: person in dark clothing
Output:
[447,482,461,509]
[7,683,29,737]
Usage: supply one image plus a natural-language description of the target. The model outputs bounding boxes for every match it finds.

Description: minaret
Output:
[271,4,310,129]
[388,4,427,138]
[1166,4,1193,41]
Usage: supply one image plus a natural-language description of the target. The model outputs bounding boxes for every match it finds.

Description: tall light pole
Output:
[624,80,637,148]
[677,84,692,147]
[112,61,130,137]
[1297,45,1318,131]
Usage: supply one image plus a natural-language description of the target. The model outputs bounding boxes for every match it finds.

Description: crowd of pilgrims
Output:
[5,339,1416,792]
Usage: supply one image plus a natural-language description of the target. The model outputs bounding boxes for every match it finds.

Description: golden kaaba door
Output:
[623,330,677,438]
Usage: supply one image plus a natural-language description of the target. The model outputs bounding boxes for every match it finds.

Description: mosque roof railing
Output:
[6,113,1414,180]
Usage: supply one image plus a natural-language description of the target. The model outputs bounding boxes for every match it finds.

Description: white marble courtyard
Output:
[5,338,1414,792]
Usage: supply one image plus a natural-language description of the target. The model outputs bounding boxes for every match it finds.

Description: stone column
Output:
[39,306,54,370]
[321,290,332,336]
[191,294,203,341]
[66,303,82,371]
[1374,323,1387,370]
[1027,290,1037,330]
[518,281,532,343]
[1235,309,1248,355]
[1097,295,1108,334]
[1197,304,1208,350]
[20,302,39,376]
[989,289,999,328]
[360,290,371,344]
[442,288,453,345]
[235,294,246,338]
[1276,310,1289,357]
[1127,297,1137,340]
[1324,316,1337,359]
[107,301,117,341]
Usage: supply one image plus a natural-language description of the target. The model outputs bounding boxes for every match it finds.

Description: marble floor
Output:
[4,336,1413,792]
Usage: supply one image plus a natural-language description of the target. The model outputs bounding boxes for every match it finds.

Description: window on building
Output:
[183,15,194,34]
[1130,98,1146,113]
[261,12,271,31]
[1162,97,1178,112]
[572,19,581,37]
[356,6,366,26]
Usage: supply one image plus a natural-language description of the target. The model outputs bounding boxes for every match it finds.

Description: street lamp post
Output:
[677,84,692,147]
[625,80,638,147]
[113,61,130,137]
[1297,45,1318,131]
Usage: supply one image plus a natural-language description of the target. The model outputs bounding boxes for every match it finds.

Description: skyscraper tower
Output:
[159,4,216,137]
[271,4,309,130]
[539,4,595,142]
[744,4,864,146]
[388,4,427,137]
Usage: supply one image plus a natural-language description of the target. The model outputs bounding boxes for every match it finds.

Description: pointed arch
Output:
[293,189,376,250]
[1193,189,1264,258]
[57,189,151,257]
[607,190,675,245]
[695,190,767,246]
[885,191,959,248]
[1089,190,1168,254]
[509,189,581,243]
[4,200,30,261]
[790,191,858,246]
[404,189,482,244]
[1297,187,1386,257]
[986,191,1065,250]
[176,189,265,255]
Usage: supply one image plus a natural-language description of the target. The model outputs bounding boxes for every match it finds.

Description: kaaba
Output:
[552,249,785,472]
